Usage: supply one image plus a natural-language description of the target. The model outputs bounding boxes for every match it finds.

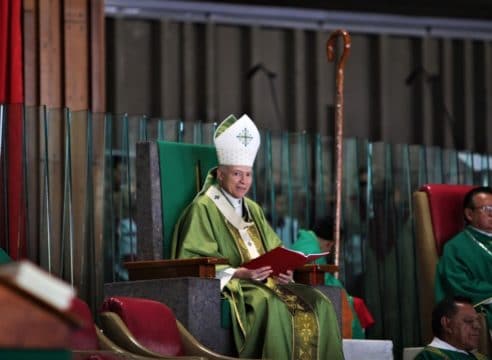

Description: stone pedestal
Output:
[315,285,343,330]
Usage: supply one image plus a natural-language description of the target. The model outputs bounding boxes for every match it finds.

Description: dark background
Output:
[210,0,492,20]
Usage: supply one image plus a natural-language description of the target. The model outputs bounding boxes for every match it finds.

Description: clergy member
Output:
[171,114,344,359]
[435,186,492,334]
[415,297,487,359]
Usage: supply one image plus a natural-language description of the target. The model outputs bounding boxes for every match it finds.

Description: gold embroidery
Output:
[294,311,318,360]
[275,286,318,360]
[423,346,450,359]
[225,221,266,262]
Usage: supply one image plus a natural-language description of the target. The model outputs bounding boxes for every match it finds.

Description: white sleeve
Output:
[216,267,237,290]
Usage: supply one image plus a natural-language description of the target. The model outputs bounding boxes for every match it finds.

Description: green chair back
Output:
[157,141,217,259]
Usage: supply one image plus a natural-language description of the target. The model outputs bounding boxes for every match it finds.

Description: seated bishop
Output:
[171,114,344,359]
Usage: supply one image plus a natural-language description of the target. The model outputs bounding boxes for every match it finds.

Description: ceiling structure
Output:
[210,0,492,21]
[105,0,492,40]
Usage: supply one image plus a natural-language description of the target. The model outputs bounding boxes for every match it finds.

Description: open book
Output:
[242,246,330,276]
[0,260,76,311]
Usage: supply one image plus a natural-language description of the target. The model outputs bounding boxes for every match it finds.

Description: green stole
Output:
[416,346,488,359]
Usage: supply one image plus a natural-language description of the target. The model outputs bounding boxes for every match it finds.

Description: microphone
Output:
[246,63,277,80]
[405,66,424,85]
[246,63,263,79]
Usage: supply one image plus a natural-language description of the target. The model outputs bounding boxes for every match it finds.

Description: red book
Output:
[242,247,330,276]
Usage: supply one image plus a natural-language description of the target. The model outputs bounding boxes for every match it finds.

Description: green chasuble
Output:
[172,169,344,360]
[435,226,492,329]
[415,346,488,360]
[292,229,365,339]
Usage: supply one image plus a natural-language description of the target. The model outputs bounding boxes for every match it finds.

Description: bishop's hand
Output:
[234,266,272,282]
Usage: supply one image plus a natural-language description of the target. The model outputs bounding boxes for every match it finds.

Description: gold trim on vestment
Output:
[464,229,492,259]
[225,220,265,263]
[423,346,451,359]
[274,285,319,360]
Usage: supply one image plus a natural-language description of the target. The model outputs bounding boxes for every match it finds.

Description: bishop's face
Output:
[217,165,253,199]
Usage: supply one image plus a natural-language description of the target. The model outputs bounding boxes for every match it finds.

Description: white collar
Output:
[220,188,243,208]
[219,188,243,216]
[469,225,492,238]
[428,337,470,355]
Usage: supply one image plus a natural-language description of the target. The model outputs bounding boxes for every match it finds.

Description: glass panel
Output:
[61,108,75,285]
[39,107,65,274]
[391,143,421,348]
[147,118,181,142]
[253,129,274,216]
[442,148,459,183]
[90,111,108,305]
[201,122,217,145]
[342,137,364,291]
[279,132,312,247]
[103,113,117,283]
[363,141,392,340]
[425,146,444,183]
[313,134,332,220]
[180,121,201,144]
[457,150,473,184]
[23,105,39,261]
[111,114,139,282]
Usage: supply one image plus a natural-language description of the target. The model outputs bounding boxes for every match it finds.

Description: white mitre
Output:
[214,114,260,167]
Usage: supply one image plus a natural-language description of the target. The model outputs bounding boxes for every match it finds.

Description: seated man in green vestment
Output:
[435,186,492,337]
[415,296,487,359]
[291,218,374,339]
[171,114,344,359]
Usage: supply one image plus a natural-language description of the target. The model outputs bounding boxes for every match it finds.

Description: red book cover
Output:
[242,247,330,276]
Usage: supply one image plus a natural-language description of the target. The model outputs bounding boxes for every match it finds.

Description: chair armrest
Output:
[294,264,338,285]
[95,325,174,360]
[124,258,229,281]
[96,324,140,355]
[99,312,206,360]
[71,349,155,360]
[177,320,261,360]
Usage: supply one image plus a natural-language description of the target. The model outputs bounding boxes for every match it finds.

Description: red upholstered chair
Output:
[68,297,154,360]
[99,296,256,360]
[413,184,492,356]
[412,184,475,343]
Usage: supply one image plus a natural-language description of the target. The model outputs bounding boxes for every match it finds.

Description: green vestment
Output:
[291,229,365,339]
[415,346,488,360]
[435,226,492,329]
[171,169,344,359]
[0,248,11,264]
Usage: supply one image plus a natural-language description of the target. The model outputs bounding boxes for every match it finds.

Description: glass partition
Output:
[3,104,492,355]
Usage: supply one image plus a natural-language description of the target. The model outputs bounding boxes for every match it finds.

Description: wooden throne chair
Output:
[413,184,491,355]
